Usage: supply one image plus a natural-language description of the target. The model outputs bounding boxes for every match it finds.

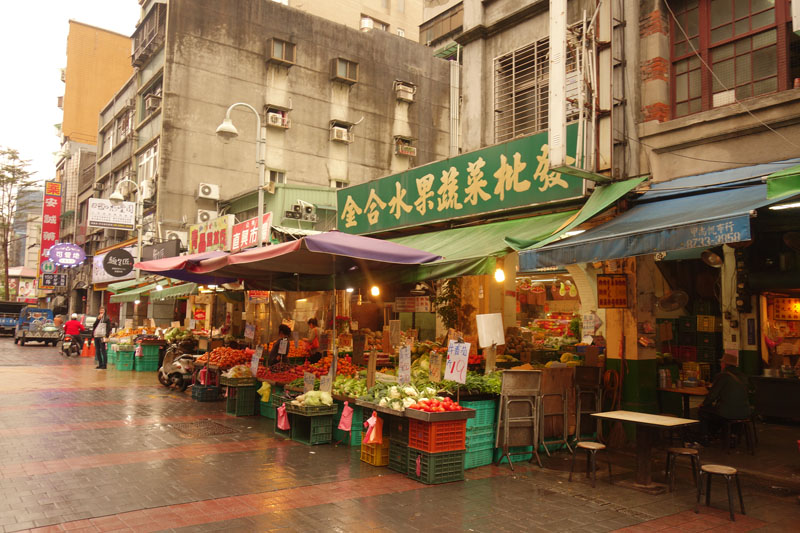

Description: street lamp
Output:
[109,177,142,278]
[216,103,267,248]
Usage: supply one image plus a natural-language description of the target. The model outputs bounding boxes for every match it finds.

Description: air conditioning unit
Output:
[330,126,352,143]
[303,213,318,222]
[196,209,218,223]
[396,144,417,157]
[266,182,276,194]
[124,98,135,109]
[395,82,416,103]
[197,182,220,200]
[284,210,302,220]
[360,17,374,31]
[93,182,104,192]
[267,112,290,128]
[144,94,161,112]
[165,230,188,246]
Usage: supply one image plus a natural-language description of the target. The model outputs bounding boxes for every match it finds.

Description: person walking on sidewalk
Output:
[92,307,112,369]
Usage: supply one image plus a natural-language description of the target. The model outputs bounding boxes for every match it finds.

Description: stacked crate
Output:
[135,344,160,372]
[460,399,497,469]
[333,402,365,445]
[222,376,258,416]
[674,315,722,363]
[116,347,135,371]
[406,417,466,484]
[387,415,410,473]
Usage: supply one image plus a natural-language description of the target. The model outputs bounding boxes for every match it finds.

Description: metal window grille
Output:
[494,30,580,143]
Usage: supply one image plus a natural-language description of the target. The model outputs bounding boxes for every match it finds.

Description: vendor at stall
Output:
[268,324,292,366]
[698,352,751,441]
[304,317,322,363]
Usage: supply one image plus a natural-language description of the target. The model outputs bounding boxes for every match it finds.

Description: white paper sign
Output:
[476,313,505,348]
[87,198,136,230]
[244,323,255,340]
[189,319,197,330]
[278,338,289,356]
[319,374,332,393]
[250,352,261,377]
[444,340,470,384]
[398,344,411,384]
[303,372,316,393]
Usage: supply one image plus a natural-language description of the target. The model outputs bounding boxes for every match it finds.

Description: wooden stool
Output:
[665,447,700,492]
[569,441,612,488]
[695,464,745,521]
[723,419,756,455]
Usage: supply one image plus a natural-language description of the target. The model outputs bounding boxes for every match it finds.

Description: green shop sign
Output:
[337,124,585,234]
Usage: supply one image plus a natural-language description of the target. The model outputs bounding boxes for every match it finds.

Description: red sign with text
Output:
[231,212,272,253]
[37,181,62,290]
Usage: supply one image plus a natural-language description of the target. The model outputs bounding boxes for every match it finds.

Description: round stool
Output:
[722,419,757,455]
[695,464,745,521]
[569,441,612,488]
[665,447,700,492]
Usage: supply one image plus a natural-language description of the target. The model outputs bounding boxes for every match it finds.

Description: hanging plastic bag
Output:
[198,367,208,386]
[257,382,272,402]
[277,403,291,431]
[338,401,354,432]
[364,410,383,445]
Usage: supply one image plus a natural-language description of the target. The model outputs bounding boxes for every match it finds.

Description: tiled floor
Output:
[1,339,798,532]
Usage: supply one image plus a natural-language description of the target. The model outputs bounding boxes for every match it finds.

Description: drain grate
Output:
[169,420,238,437]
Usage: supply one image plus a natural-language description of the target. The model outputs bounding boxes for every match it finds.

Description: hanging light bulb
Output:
[559,282,566,296]
[494,268,505,282]
[370,286,380,297]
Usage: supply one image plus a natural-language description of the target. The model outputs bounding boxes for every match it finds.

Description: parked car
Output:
[14,307,60,346]
[0,301,28,336]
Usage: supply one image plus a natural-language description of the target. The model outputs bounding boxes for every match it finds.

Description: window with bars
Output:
[493,33,579,143]
[269,170,286,184]
[670,0,790,118]
[137,141,159,184]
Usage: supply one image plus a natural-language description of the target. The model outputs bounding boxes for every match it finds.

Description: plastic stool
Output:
[569,441,612,488]
[665,447,700,492]
[695,464,745,521]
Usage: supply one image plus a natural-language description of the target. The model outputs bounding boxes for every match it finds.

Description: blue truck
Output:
[0,301,28,336]
[14,307,60,346]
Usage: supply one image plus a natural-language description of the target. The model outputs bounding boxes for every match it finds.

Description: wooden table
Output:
[592,410,698,493]
[657,386,708,418]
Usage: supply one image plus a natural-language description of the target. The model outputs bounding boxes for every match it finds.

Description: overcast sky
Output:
[0,1,141,182]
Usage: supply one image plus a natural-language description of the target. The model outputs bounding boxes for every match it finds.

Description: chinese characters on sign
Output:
[772,298,800,321]
[337,125,584,234]
[597,275,628,308]
[681,220,744,249]
[92,246,138,284]
[87,199,136,230]
[230,212,273,253]
[37,181,62,290]
[189,215,235,254]
[42,274,67,287]
[394,296,431,313]
[48,243,86,267]
[444,340,470,384]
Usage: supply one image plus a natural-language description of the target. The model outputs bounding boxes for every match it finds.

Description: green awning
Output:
[150,283,197,301]
[109,281,167,303]
[383,210,579,282]
[108,278,144,294]
[766,164,800,200]
[507,175,647,251]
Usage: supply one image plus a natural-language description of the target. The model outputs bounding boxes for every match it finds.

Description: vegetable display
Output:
[291,390,333,407]
[407,397,463,412]
[195,347,253,370]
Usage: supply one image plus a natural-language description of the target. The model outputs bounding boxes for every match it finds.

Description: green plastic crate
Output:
[493,446,534,464]
[226,385,257,416]
[386,415,409,441]
[465,425,495,450]
[140,344,160,357]
[116,352,134,371]
[460,399,497,429]
[274,413,292,438]
[388,438,409,474]
[260,402,276,419]
[333,427,363,446]
[406,449,465,484]
[192,385,220,402]
[135,358,159,372]
[291,414,333,445]
[464,447,494,469]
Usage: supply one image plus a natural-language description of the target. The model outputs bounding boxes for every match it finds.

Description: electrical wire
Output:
[663,1,800,152]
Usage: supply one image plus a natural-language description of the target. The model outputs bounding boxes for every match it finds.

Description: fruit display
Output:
[257,355,364,384]
[468,353,484,365]
[407,397,463,412]
[164,327,194,343]
[356,329,383,351]
[265,340,310,358]
[110,327,157,339]
[195,346,253,369]
[260,362,304,383]
[505,334,534,358]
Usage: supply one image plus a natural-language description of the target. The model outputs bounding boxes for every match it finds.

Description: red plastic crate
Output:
[408,419,466,453]
[676,345,697,362]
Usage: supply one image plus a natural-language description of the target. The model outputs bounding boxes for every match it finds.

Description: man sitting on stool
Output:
[698,352,751,443]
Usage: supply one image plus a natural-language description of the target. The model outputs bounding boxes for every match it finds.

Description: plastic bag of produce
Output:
[338,401,353,431]
[277,403,291,431]
[364,410,383,444]
[257,382,271,401]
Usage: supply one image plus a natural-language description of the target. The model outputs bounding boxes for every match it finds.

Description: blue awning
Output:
[519,161,798,271]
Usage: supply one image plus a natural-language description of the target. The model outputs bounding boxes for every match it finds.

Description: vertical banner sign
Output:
[444,340,470,384]
[398,344,411,384]
[37,181,62,290]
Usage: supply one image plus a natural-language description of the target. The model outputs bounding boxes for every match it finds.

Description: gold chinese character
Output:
[493,152,530,201]
[340,195,363,228]
[364,189,386,225]
[437,166,462,212]
[464,157,491,206]
[414,174,435,216]
[532,144,569,192]
[388,181,412,219]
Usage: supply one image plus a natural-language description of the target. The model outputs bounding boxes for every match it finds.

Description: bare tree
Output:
[0,148,39,300]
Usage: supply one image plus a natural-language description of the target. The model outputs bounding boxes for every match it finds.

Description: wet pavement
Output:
[1,338,798,532]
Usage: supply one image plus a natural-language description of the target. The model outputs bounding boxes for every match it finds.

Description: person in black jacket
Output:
[92,307,112,369]
[267,324,292,366]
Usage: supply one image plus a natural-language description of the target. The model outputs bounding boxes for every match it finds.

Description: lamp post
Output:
[109,177,142,278]
[216,103,267,248]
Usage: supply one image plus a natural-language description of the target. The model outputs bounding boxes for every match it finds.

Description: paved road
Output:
[0,338,796,532]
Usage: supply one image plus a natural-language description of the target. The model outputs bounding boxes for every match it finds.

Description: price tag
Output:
[124,319,133,329]
[255,344,264,361]
[398,344,411,384]
[444,340,470,384]
[429,352,442,383]
[303,372,316,393]
[319,374,332,393]
[189,319,196,330]
[244,323,255,340]
[278,338,289,356]
[389,320,401,349]
[170,321,181,328]
[250,351,260,377]
[350,320,358,332]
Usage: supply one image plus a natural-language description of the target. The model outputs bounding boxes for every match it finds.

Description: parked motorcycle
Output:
[58,331,81,358]
[158,345,195,391]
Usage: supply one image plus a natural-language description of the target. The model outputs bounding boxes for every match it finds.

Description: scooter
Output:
[158,345,195,392]
[58,331,81,357]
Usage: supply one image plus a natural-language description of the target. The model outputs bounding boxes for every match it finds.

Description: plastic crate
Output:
[140,344,160,357]
[408,419,466,453]
[697,332,720,348]
[678,332,697,346]
[360,436,390,466]
[226,385,257,416]
[676,346,697,363]
[459,399,497,429]
[274,413,292,438]
[260,402,277,419]
[333,428,363,446]
[407,449,465,484]
[386,415,409,441]
[135,357,159,372]
[192,384,220,402]
[292,414,333,445]
[697,347,717,363]
[493,446,533,464]
[678,316,697,334]
[465,425,495,451]
[116,352,134,371]
[220,376,257,387]
[697,315,721,332]
[334,402,365,431]
[464,447,494,469]
[388,438,409,473]
[285,403,337,416]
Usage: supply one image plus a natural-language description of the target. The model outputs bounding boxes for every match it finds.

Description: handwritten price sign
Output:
[398,344,411,384]
[303,372,316,393]
[444,340,470,384]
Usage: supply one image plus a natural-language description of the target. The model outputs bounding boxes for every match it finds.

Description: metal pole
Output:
[255,114,265,248]
[135,181,143,279]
